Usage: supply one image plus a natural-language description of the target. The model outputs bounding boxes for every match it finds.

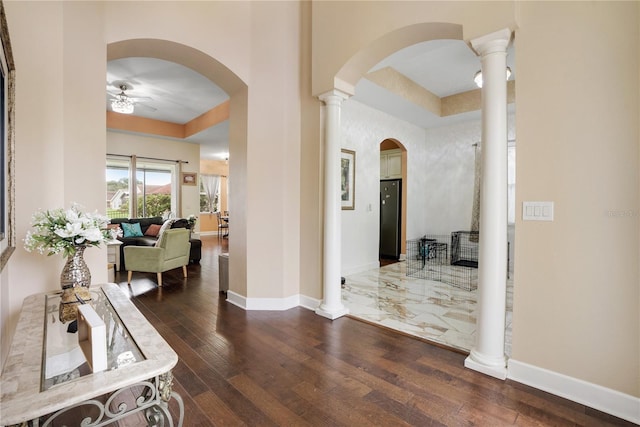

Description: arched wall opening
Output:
[106,39,249,295]
[327,21,510,361]
[334,22,471,270]
[334,22,463,96]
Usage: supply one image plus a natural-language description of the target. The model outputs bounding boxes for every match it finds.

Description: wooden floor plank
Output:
[46,235,634,426]
[228,373,313,427]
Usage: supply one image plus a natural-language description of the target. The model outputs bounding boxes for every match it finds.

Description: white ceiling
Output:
[106,39,515,160]
[106,57,230,160]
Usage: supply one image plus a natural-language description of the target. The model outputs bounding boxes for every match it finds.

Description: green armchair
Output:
[124,228,191,287]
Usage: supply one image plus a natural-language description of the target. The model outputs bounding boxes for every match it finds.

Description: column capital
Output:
[318,89,351,105]
[471,28,512,57]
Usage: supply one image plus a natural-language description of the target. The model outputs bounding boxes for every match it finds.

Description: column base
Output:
[465,349,507,380]
[315,305,349,320]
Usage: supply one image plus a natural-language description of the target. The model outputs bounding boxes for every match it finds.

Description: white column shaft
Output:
[316,90,349,320]
[466,28,511,379]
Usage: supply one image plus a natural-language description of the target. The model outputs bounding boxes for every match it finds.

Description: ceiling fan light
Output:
[111,95,134,114]
[473,66,512,88]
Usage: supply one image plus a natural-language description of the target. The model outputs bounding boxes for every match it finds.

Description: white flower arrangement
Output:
[24,204,114,257]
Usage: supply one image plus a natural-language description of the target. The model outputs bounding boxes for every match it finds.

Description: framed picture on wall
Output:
[341,149,355,210]
[181,172,197,186]
[0,1,15,272]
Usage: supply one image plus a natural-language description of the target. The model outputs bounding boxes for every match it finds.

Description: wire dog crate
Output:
[407,232,479,291]
[450,231,479,268]
[406,235,449,281]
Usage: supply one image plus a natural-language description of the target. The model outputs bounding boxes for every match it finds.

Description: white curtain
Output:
[507,144,516,224]
[470,144,481,240]
[201,174,220,212]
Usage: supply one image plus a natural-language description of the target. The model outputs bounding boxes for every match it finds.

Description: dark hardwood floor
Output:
[63,235,633,426]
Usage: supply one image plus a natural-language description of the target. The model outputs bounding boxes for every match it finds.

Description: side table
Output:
[0,283,183,426]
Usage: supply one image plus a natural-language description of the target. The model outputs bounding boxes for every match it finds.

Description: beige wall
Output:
[512,1,639,397]
[2,1,108,362]
[299,1,323,299]
[244,1,302,299]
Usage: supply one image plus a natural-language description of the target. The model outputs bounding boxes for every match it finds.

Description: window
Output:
[106,158,131,219]
[106,157,176,219]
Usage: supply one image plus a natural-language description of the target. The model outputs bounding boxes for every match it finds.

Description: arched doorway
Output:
[321,22,513,378]
[107,39,249,294]
[379,138,407,264]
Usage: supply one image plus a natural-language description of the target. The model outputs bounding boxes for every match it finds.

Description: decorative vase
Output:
[59,245,92,323]
[60,245,91,289]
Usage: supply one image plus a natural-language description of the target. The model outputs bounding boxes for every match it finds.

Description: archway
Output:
[107,39,249,295]
[320,22,512,378]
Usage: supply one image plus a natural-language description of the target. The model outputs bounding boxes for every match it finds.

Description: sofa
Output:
[109,216,202,271]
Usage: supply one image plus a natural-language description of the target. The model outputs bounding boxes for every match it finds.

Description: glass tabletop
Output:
[41,288,145,391]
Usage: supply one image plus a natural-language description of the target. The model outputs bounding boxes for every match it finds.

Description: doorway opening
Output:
[379,139,407,267]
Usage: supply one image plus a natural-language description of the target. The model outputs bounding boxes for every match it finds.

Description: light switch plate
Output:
[523,201,554,221]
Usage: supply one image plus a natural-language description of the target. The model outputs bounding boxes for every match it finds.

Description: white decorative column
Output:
[465,28,512,379]
[316,90,350,320]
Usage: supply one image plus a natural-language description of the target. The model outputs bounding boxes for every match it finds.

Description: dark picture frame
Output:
[0,1,15,272]
[341,149,355,210]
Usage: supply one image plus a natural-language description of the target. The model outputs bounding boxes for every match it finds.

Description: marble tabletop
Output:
[0,283,178,425]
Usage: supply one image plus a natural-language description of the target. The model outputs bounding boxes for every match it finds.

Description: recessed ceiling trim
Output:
[365,67,441,116]
[107,111,185,139]
[185,100,230,138]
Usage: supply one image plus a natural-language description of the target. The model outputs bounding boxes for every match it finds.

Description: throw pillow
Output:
[155,219,174,247]
[144,223,162,237]
[121,222,143,238]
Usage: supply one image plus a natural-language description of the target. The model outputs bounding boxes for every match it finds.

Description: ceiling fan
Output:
[107,83,155,114]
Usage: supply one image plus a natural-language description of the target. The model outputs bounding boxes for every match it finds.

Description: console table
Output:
[0,283,183,426]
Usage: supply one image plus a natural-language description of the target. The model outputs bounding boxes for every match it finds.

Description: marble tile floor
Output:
[342,261,513,355]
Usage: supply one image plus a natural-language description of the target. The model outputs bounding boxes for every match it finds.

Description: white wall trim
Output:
[508,359,640,424]
[226,292,322,312]
[225,291,247,309]
[225,292,301,311]
[299,294,321,311]
[245,294,300,311]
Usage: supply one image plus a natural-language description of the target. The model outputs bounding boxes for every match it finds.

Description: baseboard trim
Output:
[225,291,246,309]
[225,292,302,311]
[225,293,322,312]
[508,359,640,424]
[298,294,321,311]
